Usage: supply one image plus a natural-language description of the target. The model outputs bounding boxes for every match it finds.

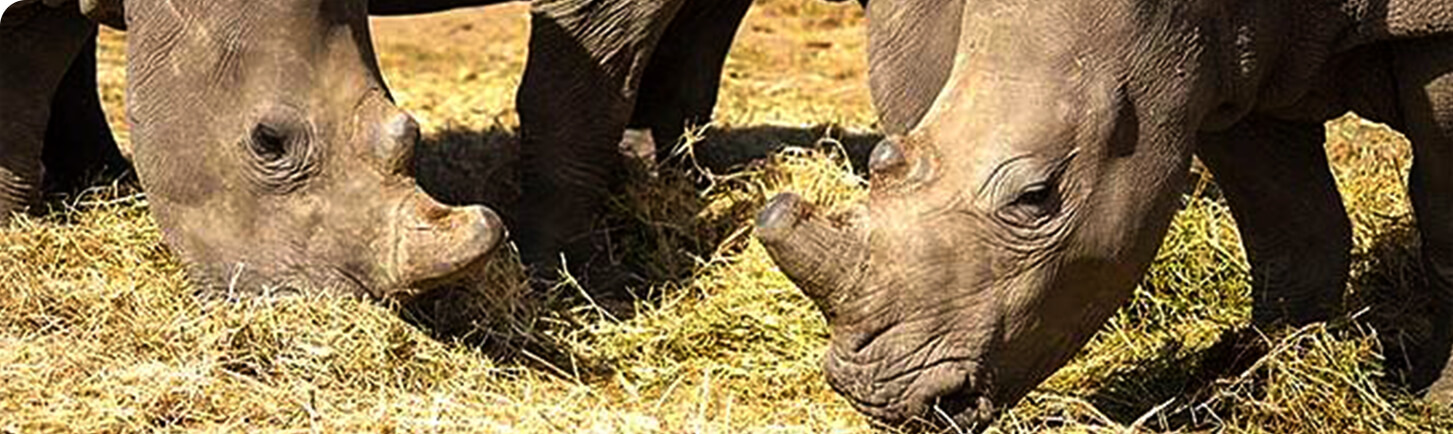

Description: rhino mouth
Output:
[840,376,996,431]
[934,389,996,431]
[821,323,1004,431]
[825,346,998,430]
[189,262,372,300]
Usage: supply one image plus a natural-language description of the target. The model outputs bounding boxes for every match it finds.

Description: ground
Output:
[3,2,1453,432]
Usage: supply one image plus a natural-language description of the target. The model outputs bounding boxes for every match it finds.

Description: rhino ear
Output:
[79,0,123,30]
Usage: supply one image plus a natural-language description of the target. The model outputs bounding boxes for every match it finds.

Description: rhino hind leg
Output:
[0,4,97,224]
[1197,116,1351,328]
[625,0,752,165]
[1394,34,1453,403]
[42,35,131,195]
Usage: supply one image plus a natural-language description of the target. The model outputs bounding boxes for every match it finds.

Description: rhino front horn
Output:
[388,189,505,295]
[757,193,867,320]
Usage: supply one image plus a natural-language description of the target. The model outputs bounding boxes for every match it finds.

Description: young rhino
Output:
[759,0,1453,429]
[1,0,502,298]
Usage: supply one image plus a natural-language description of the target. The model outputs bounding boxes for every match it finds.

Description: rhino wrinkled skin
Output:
[759,0,1453,428]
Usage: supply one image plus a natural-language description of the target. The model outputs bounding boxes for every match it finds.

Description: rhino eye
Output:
[997,182,1060,228]
[243,109,317,193]
[250,124,288,162]
[1014,184,1054,208]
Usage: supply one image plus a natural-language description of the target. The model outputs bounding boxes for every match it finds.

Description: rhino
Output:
[2,0,504,298]
[758,0,1453,428]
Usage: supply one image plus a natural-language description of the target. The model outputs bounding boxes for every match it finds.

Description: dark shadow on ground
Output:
[1344,218,1434,392]
[685,123,880,174]
[412,122,880,212]
[37,141,137,224]
[1075,326,1269,430]
[413,125,521,214]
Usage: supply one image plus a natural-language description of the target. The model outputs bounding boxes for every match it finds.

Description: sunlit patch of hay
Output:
[553,145,874,430]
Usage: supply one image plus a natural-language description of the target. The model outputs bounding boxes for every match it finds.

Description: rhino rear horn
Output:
[757,193,867,321]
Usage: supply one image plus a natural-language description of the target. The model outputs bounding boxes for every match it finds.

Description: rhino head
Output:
[759,0,1225,428]
[120,0,503,298]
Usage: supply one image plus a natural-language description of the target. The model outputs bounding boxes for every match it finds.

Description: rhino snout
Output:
[824,346,997,430]
[388,190,505,295]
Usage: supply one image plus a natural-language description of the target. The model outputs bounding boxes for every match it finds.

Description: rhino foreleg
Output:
[42,35,129,195]
[515,0,686,280]
[0,4,96,224]
[625,0,751,163]
[1395,34,1453,404]
[1197,116,1351,328]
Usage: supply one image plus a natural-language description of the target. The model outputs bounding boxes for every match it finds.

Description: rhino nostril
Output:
[869,137,907,175]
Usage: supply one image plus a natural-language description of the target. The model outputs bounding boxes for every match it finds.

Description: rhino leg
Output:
[515,0,686,277]
[1395,34,1453,404]
[42,35,131,195]
[0,4,96,224]
[1197,116,1351,328]
[626,0,752,163]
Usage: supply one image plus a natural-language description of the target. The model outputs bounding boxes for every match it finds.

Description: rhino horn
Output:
[756,192,867,321]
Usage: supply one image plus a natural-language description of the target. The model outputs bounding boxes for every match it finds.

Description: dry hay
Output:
[5,1,1453,432]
